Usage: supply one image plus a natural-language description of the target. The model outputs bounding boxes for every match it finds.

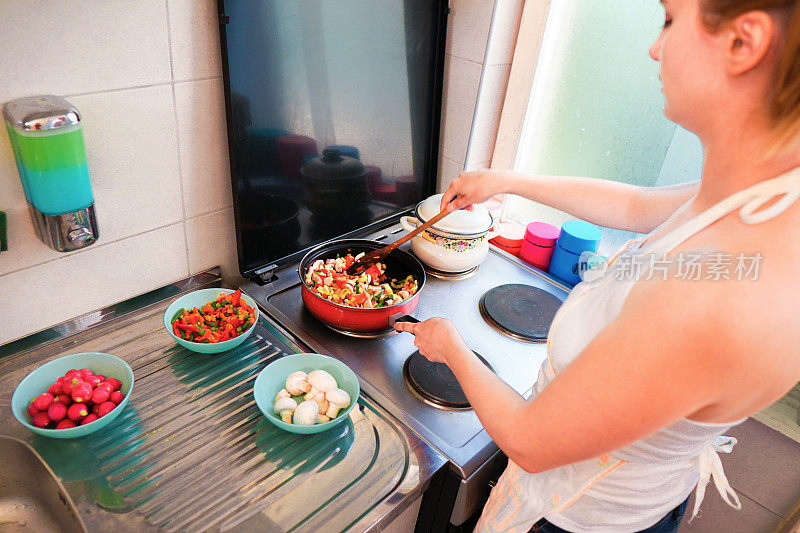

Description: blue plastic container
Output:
[548,220,603,284]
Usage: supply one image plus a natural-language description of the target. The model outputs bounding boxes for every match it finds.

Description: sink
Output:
[0,436,86,533]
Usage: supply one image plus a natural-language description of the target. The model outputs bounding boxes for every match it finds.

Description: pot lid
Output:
[300,148,366,181]
[416,194,493,235]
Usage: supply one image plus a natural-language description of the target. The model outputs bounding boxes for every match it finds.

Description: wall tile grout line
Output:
[174,75,223,86]
[163,0,192,276]
[58,75,223,101]
[448,53,485,67]
[0,221,186,279]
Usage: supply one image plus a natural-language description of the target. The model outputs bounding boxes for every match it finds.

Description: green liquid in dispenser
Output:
[9,126,93,215]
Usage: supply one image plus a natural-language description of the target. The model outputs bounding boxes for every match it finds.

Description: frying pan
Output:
[298,239,424,333]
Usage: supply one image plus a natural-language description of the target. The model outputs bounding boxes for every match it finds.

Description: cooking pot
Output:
[400,194,496,272]
[298,239,425,333]
[300,148,371,216]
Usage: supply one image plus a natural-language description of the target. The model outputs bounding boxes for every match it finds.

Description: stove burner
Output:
[403,351,493,410]
[479,284,561,343]
[410,253,480,280]
[324,323,394,339]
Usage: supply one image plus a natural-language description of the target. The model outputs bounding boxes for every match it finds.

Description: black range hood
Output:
[217,0,449,281]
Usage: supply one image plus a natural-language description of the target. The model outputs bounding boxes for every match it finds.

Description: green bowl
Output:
[254,353,360,434]
[11,352,134,439]
[163,288,259,354]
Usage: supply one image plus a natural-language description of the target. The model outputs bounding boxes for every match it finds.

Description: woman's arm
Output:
[440,170,700,234]
[396,273,740,473]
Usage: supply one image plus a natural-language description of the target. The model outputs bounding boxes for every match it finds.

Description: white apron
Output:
[477,166,800,532]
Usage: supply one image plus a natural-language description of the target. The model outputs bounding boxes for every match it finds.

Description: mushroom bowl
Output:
[253,353,360,434]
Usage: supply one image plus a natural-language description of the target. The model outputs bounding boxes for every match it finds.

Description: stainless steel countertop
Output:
[0,270,446,532]
[244,221,570,479]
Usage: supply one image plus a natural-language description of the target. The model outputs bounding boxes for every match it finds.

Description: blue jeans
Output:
[528,496,690,533]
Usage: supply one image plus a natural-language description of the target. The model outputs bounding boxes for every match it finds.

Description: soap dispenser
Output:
[3,95,98,252]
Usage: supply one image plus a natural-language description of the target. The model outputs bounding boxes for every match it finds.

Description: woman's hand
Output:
[394,317,467,364]
[440,169,510,212]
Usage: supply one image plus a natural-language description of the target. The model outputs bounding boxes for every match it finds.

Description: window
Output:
[503,0,702,255]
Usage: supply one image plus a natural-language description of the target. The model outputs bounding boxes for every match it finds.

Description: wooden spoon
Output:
[345,207,451,275]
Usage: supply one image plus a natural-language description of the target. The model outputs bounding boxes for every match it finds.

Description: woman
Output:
[394,0,800,531]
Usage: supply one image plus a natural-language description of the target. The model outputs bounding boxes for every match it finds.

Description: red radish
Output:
[71,382,93,403]
[56,394,72,405]
[85,375,102,388]
[33,393,54,411]
[96,382,114,394]
[62,377,80,395]
[48,382,63,396]
[104,378,122,391]
[81,414,99,425]
[64,369,80,380]
[32,412,51,428]
[79,368,93,378]
[110,391,124,404]
[67,403,89,422]
[56,376,64,384]
[97,401,116,417]
[56,419,77,429]
[92,404,101,416]
[28,402,39,417]
[94,374,106,382]
[92,387,111,404]
[47,402,67,422]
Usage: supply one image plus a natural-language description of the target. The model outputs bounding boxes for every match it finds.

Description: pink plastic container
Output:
[519,222,560,270]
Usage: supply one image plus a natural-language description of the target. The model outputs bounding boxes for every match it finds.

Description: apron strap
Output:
[644,167,800,256]
[688,436,741,522]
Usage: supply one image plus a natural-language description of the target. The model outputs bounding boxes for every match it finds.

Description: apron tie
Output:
[689,436,741,522]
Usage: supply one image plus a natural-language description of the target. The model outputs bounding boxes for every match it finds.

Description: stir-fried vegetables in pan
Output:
[305,253,419,308]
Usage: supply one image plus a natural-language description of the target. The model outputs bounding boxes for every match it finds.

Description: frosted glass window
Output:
[508,0,703,254]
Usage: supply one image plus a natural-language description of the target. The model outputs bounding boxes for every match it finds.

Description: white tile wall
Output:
[0,1,229,345]
[174,78,232,218]
[448,0,495,64]
[0,0,513,344]
[437,157,465,194]
[439,55,483,164]
[0,1,171,103]
[167,0,224,82]
[0,223,187,343]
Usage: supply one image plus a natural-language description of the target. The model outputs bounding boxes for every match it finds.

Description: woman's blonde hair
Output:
[701,1,800,142]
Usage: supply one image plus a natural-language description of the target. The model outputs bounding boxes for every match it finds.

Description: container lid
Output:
[3,95,80,131]
[415,193,493,236]
[492,221,526,248]
[557,220,603,253]
[300,148,366,181]
[524,222,560,246]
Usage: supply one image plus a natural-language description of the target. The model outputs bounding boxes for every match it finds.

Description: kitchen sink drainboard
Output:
[0,298,422,533]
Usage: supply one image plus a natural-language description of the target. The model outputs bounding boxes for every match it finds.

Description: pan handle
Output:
[388,312,420,328]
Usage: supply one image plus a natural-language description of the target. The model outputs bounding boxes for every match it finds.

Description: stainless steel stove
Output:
[241,219,571,526]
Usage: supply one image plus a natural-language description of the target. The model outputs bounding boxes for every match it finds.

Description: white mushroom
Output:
[305,389,330,415]
[273,397,298,423]
[285,371,311,396]
[307,369,337,395]
[293,400,319,425]
[325,388,351,418]
[275,388,291,401]
[318,414,331,423]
